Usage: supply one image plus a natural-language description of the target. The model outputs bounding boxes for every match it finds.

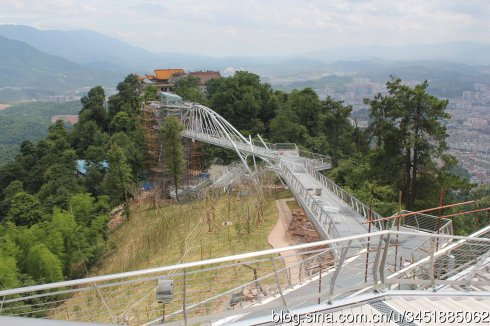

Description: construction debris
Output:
[288,208,320,243]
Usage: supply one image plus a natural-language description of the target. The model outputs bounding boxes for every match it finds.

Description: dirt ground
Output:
[268,199,304,284]
[268,198,332,285]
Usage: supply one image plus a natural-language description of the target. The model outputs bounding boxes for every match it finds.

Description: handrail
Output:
[366,201,475,224]
[2,230,490,326]
[398,210,452,234]
[304,163,384,230]
[2,230,488,297]
[278,161,342,245]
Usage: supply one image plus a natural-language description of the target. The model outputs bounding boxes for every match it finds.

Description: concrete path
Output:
[267,199,301,285]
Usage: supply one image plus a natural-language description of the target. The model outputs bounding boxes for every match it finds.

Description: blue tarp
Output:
[142,181,153,191]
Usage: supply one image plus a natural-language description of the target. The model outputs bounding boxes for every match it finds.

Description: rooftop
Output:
[150,68,185,81]
[189,70,221,84]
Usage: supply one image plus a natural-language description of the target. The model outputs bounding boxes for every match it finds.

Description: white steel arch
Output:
[181,103,254,173]
[178,102,385,242]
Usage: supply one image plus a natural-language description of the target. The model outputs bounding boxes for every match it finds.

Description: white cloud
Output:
[0,0,488,55]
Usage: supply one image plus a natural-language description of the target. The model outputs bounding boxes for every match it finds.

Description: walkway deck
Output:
[293,171,369,238]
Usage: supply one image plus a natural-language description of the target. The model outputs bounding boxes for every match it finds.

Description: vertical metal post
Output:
[299,261,303,284]
[399,255,403,290]
[328,240,352,304]
[436,187,444,251]
[372,235,385,292]
[162,304,166,323]
[271,257,289,311]
[0,295,5,314]
[364,206,372,283]
[379,234,391,291]
[318,264,323,304]
[183,269,188,325]
[249,135,257,172]
[394,191,402,272]
[429,237,436,292]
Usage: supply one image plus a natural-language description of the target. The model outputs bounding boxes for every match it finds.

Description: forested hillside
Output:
[0,101,82,166]
[0,72,488,292]
[0,75,145,290]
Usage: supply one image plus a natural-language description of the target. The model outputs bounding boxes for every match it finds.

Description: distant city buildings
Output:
[464,117,488,128]
[444,83,490,184]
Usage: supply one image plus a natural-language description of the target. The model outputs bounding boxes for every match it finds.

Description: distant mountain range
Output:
[305,42,490,66]
[3,24,490,73]
[1,24,490,102]
[0,35,120,89]
[0,31,124,102]
[0,24,256,73]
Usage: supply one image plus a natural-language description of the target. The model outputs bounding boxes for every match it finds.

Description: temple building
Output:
[188,71,222,94]
[137,69,221,94]
[141,68,185,92]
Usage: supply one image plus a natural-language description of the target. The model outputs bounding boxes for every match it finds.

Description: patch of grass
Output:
[52,186,293,324]
[99,189,288,274]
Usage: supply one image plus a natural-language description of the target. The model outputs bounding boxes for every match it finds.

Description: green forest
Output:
[0,72,488,292]
[0,101,82,166]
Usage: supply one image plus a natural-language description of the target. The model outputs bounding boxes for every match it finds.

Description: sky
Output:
[0,0,489,56]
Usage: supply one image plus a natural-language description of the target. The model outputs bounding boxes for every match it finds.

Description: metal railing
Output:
[298,149,331,166]
[1,231,489,325]
[385,226,490,292]
[304,163,384,230]
[278,161,342,244]
[396,210,453,234]
[184,129,330,171]
[211,161,248,189]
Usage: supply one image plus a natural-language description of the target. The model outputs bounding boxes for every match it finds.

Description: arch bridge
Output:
[178,102,452,246]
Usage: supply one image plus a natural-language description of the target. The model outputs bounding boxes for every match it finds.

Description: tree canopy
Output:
[0,73,144,290]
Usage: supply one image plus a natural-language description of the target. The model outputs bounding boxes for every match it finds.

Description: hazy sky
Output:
[1,0,489,56]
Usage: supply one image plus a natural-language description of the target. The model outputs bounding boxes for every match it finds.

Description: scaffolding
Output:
[141,101,204,199]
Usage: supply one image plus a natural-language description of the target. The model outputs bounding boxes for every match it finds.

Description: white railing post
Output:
[429,237,436,291]
[271,257,289,311]
[379,233,391,291]
[328,240,352,303]
[372,235,385,292]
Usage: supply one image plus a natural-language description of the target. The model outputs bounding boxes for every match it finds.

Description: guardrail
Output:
[211,161,248,189]
[394,210,454,261]
[184,130,330,170]
[304,163,384,230]
[278,161,342,245]
[397,210,453,234]
[298,149,331,165]
[386,228,490,292]
[1,231,488,325]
